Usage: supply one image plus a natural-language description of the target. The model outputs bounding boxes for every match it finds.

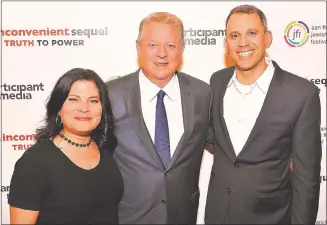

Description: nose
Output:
[156,45,168,59]
[238,35,250,47]
[77,102,90,113]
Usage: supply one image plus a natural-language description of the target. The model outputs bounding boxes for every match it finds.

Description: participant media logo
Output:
[0,83,45,100]
[284,21,310,47]
[184,28,226,46]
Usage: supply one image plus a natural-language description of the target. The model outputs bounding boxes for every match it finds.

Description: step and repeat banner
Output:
[1,1,326,224]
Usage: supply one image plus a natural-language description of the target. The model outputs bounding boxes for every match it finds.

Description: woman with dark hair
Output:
[8,68,123,224]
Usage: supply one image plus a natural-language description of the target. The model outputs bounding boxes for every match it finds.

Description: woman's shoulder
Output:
[17,138,56,165]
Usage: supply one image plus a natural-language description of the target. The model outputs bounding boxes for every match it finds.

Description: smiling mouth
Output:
[237,50,254,57]
[154,62,168,67]
[74,117,92,121]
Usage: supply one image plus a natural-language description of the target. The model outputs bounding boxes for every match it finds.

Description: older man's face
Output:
[137,23,183,87]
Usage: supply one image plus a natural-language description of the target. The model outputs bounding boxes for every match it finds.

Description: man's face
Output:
[137,23,184,86]
[225,13,272,71]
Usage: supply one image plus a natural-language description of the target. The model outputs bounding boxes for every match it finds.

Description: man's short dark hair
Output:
[225,5,268,33]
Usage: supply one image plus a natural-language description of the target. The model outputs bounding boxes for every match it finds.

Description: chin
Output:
[154,71,174,80]
[74,127,95,135]
[234,60,256,71]
[236,65,255,71]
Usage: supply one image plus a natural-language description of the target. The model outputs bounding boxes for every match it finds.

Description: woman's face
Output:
[59,80,102,136]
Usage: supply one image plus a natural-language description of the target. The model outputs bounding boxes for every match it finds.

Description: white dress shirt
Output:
[139,70,184,157]
[224,58,275,156]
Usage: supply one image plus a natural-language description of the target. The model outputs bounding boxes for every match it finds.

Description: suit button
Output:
[161,200,167,204]
[227,188,231,193]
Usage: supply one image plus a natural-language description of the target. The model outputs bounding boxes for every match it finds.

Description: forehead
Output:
[226,13,264,33]
[69,80,99,96]
[141,22,181,40]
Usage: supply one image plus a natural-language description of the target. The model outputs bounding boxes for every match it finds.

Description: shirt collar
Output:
[227,57,275,94]
[139,69,179,102]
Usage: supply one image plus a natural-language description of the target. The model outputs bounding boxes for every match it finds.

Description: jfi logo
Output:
[284,21,309,47]
[292,29,302,40]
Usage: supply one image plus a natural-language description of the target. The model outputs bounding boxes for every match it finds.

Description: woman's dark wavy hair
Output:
[35,68,116,150]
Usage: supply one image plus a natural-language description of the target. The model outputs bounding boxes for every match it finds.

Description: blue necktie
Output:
[155,90,171,168]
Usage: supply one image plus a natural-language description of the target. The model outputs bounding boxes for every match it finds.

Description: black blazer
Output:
[205,61,322,224]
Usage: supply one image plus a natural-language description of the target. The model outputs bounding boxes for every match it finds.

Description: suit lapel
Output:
[166,73,194,172]
[237,61,284,157]
[217,71,237,162]
[123,71,165,170]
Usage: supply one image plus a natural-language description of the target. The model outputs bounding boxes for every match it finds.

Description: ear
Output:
[266,31,273,49]
[181,40,185,54]
[224,38,228,52]
[136,40,140,53]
